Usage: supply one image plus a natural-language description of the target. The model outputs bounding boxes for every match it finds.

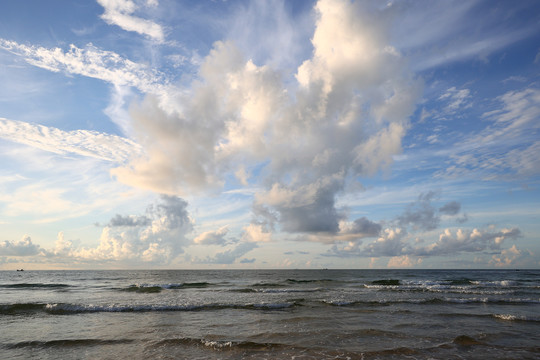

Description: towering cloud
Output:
[111,0,421,242]
[77,195,193,264]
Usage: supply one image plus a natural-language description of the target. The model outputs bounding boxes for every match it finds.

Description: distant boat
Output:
[16,269,24,271]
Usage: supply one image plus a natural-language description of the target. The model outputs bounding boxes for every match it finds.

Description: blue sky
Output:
[0,0,539,269]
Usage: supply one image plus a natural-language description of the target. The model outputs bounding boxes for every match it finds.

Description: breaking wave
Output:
[0,301,299,315]
[119,282,212,293]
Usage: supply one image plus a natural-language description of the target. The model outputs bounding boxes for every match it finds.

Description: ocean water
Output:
[0,269,539,359]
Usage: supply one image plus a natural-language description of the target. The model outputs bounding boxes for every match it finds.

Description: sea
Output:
[0,269,539,359]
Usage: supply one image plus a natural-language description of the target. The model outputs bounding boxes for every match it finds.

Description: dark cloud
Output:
[107,214,152,227]
[278,192,343,233]
[255,176,346,235]
[150,195,192,231]
[397,192,464,231]
[439,201,461,215]
[347,217,382,237]
[284,250,310,255]
[397,191,440,231]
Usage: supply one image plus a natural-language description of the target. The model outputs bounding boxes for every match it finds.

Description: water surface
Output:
[1,269,539,359]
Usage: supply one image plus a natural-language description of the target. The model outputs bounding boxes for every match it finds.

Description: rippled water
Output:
[1,269,539,359]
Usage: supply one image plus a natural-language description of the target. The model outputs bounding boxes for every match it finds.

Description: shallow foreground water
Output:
[1,269,539,359]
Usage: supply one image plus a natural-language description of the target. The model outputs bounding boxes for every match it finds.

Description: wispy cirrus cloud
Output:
[0,39,168,94]
[97,0,165,42]
[437,87,540,180]
[390,0,540,71]
[0,118,141,162]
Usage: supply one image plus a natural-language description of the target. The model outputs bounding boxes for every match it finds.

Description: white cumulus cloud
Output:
[75,195,193,264]
[0,235,43,256]
[193,226,230,246]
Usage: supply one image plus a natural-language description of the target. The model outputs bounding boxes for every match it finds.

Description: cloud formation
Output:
[0,235,43,256]
[439,201,461,216]
[193,226,229,246]
[393,0,540,70]
[326,225,522,260]
[489,244,533,267]
[324,189,523,265]
[106,214,152,227]
[0,118,141,162]
[397,191,441,231]
[0,39,168,95]
[438,87,540,180]
[76,195,193,263]
[97,0,165,42]
[0,0,536,269]
[1,196,195,266]
[0,0,421,203]
[387,255,422,268]
[417,227,521,256]
[194,242,257,264]
[105,0,419,200]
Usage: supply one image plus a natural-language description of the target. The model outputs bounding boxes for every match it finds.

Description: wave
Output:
[148,335,520,359]
[150,336,295,353]
[230,287,323,294]
[173,282,211,288]
[0,303,47,314]
[286,278,334,284]
[0,283,72,289]
[362,278,536,297]
[436,311,540,324]
[493,313,540,322]
[1,301,299,315]
[452,335,484,346]
[320,296,540,307]
[448,278,475,285]
[3,338,134,349]
[121,285,163,293]
[119,282,212,293]
[4,294,537,315]
[373,285,519,296]
[149,336,359,359]
[249,282,284,287]
[371,279,400,286]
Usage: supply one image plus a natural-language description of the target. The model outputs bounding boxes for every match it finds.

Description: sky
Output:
[0,0,539,270]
